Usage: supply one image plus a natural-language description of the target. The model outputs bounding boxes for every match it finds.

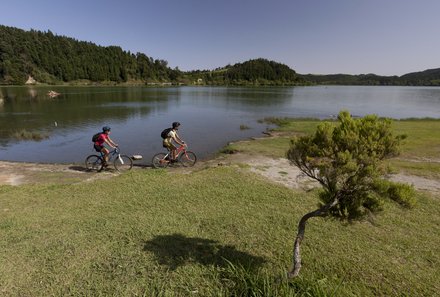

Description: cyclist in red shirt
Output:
[94,126,118,166]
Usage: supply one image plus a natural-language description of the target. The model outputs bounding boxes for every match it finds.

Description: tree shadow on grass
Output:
[143,233,265,271]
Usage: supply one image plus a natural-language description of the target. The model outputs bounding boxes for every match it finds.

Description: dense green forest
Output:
[1,25,439,86]
[0,25,301,86]
[185,59,303,85]
[0,25,179,85]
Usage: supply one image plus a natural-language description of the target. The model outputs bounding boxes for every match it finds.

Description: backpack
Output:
[92,132,102,142]
[161,128,172,139]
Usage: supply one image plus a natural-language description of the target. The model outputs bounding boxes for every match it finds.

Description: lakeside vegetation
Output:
[244,117,440,179]
[0,25,177,85]
[11,129,50,141]
[0,118,439,296]
[2,25,440,86]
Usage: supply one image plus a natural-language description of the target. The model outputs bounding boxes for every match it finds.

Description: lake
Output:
[0,85,439,164]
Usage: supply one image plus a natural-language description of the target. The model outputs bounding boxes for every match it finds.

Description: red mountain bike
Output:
[151,144,197,168]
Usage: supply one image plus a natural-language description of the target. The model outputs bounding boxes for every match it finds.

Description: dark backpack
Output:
[161,128,172,139]
[92,132,102,142]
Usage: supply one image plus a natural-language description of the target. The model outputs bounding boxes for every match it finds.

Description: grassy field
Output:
[1,119,439,296]
[233,118,440,179]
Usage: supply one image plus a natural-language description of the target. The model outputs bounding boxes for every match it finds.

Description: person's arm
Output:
[105,137,118,148]
[172,133,184,146]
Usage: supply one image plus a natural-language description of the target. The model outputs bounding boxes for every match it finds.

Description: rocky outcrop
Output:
[25,75,37,85]
[47,90,60,98]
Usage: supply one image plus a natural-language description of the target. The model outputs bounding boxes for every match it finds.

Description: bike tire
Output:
[114,154,133,172]
[179,151,197,167]
[85,155,104,171]
[152,153,169,169]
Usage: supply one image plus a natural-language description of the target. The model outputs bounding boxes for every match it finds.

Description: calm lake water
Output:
[0,85,439,164]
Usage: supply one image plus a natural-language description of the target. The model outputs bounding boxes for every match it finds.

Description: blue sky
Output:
[1,0,439,75]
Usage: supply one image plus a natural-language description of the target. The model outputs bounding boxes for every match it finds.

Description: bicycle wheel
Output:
[85,155,104,171]
[179,151,197,167]
[152,153,169,168]
[114,155,133,172]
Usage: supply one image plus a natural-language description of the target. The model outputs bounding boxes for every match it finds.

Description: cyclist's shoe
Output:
[102,162,109,168]
[170,159,178,163]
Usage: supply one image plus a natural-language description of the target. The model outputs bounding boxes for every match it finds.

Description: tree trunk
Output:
[288,198,339,278]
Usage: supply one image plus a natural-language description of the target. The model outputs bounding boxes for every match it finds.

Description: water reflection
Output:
[0,87,179,140]
[0,85,439,163]
[183,87,294,107]
[0,90,4,111]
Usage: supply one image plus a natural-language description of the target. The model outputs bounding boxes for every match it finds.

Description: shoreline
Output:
[0,133,273,186]
[1,132,440,194]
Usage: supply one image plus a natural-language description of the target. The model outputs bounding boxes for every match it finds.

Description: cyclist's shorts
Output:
[94,144,104,152]
[163,139,176,151]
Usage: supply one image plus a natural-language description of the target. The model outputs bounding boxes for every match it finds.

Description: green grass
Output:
[1,166,439,296]
[258,117,440,159]
[1,117,440,296]
[389,160,440,180]
[225,137,292,158]
[246,117,440,178]
[393,120,440,159]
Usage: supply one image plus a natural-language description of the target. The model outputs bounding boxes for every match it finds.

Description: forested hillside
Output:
[399,68,440,86]
[1,25,439,86]
[0,25,179,84]
[0,25,303,86]
[186,58,303,85]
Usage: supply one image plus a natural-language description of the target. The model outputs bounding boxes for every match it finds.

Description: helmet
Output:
[102,126,111,132]
[172,122,180,128]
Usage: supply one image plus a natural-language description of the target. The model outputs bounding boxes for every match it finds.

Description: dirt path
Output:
[1,154,439,194]
[204,153,440,193]
[0,161,117,185]
[202,153,318,190]
[389,174,440,193]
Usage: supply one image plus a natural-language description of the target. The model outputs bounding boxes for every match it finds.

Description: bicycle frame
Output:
[152,144,196,168]
[86,147,133,172]
[163,144,187,160]
[101,147,124,164]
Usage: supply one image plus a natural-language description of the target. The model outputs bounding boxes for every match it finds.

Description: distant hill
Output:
[399,68,440,86]
[186,58,304,86]
[1,24,439,86]
[299,68,440,86]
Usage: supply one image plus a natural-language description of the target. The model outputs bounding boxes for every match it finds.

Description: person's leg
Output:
[164,141,172,161]
[102,148,109,165]
[171,143,178,161]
